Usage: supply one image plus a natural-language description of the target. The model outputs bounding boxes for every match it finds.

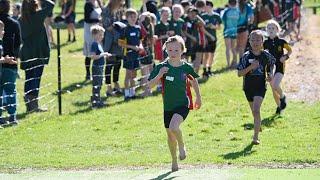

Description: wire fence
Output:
[0,4,306,122]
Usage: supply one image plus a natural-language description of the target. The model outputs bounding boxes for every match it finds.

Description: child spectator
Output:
[169,4,184,36]
[118,8,144,100]
[12,3,21,20]
[90,25,111,108]
[201,1,222,77]
[61,0,76,42]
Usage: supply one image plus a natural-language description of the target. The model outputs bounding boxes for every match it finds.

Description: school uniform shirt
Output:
[148,60,200,111]
[169,18,185,36]
[155,21,169,44]
[221,7,240,38]
[237,50,275,91]
[121,24,141,55]
[263,37,289,62]
[201,12,222,41]
[183,16,199,47]
[90,41,105,66]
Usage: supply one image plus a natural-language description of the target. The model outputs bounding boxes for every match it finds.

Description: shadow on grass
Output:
[222,143,255,160]
[212,66,232,75]
[242,114,281,130]
[59,80,91,95]
[150,171,177,180]
[68,47,83,53]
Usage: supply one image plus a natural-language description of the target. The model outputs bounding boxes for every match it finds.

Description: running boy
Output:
[168,4,185,37]
[118,8,144,100]
[90,25,111,108]
[201,0,222,77]
[263,20,292,114]
[148,35,202,171]
[237,30,275,145]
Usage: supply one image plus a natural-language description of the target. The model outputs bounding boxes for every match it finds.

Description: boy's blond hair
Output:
[172,4,184,15]
[125,8,138,18]
[163,35,187,53]
[249,30,264,41]
[90,24,105,35]
[266,19,282,32]
[161,6,171,15]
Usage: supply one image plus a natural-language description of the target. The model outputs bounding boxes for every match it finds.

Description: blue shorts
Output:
[123,51,140,70]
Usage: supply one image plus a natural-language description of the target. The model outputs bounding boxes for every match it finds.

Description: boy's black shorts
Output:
[203,41,217,53]
[244,89,266,102]
[164,106,189,128]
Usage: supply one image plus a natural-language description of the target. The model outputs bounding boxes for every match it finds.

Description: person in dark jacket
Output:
[0,0,21,125]
[19,0,55,113]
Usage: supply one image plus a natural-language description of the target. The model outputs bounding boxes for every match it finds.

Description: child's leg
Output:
[169,114,186,160]
[67,24,71,41]
[141,65,151,95]
[130,70,137,96]
[105,59,114,93]
[85,57,91,79]
[252,96,264,143]
[237,31,249,58]
[194,52,203,73]
[271,73,284,107]
[71,23,76,41]
[224,38,231,67]
[231,38,237,66]
[113,58,121,90]
[166,128,178,172]
[124,69,131,98]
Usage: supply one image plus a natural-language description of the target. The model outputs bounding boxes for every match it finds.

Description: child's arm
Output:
[91,52,111,60]
[0,56,17,64]
[280,43,293,63]
[190,78,202,109]
[203,29,216,41]
[238,60,259,77]
[148,67,169,88]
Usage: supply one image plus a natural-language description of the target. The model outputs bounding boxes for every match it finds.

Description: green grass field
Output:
[1,0,319,175]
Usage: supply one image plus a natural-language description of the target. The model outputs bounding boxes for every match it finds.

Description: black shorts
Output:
[195,45,206,53]
[203,41,217,53]
[164,106,189,128]
[275,63,285,74]
[244,89,266,102]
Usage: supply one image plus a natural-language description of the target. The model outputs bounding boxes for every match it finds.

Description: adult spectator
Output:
[19,0,55,113]
[101,0,124,96]
[83,0,102,80]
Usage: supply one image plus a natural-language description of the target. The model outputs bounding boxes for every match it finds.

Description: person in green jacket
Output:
[19,0,55,113]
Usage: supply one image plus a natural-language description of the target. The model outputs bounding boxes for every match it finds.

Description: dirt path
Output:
[283,11,320,104]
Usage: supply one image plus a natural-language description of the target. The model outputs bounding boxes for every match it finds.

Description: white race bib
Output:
[130,32,136,36]
[165,76,174,81]
[187,22,192,28]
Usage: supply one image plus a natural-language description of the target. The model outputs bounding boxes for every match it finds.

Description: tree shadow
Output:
[242,114,281,130]
[222,143,255,160]
[150,171,177,180]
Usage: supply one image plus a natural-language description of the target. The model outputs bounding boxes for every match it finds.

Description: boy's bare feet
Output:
[179,146,186,160]
[171,161,179,172]
[252,139,260,145]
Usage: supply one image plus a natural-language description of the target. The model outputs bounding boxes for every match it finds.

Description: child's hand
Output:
[3,56,16,65]
[250,60,259,70]
[194,97,202,110]
[280,55,288,63]
[266,73,273,82]
[158,67,169,77]
[102,52,112,57]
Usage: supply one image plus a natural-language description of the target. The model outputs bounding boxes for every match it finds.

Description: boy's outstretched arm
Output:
[190,78,202,109]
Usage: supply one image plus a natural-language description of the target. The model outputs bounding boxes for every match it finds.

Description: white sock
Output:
[131,88,135,97]
[124,89,130,97]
